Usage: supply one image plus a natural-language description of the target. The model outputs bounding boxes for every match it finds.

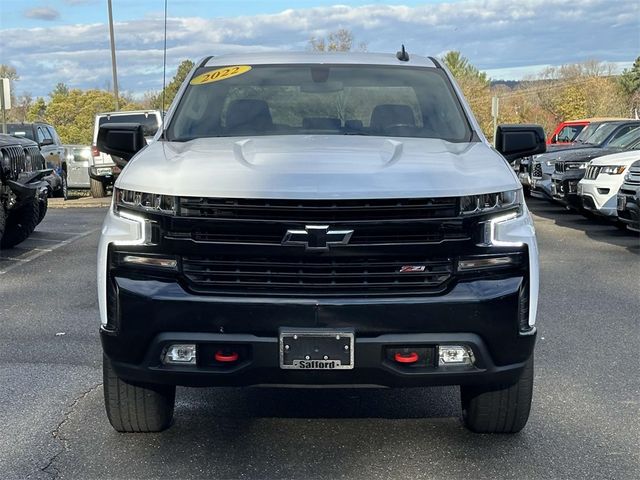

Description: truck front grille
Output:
[584,166,601,180]
[625,165,640,186]
[181,256,454,296]
[136,196,526,298]
[0,145,44,177]
[179,197,458,221]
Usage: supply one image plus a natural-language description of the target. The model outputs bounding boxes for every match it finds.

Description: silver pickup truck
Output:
[90,110,161,197]
[97,51,546,435]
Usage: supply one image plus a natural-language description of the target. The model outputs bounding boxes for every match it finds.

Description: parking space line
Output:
[0,228,100,275]
[20,237,67,243]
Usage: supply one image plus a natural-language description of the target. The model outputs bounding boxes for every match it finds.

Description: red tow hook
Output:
[215,350,239,363]
[394,351,419,364]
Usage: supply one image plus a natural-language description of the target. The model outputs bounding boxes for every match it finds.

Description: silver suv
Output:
[97,51,545,434]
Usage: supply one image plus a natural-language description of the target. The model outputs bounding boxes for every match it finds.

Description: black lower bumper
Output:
[102,275,536,389]
[618,189,640,231]
[551,177,582,209]
[107,331,533,388]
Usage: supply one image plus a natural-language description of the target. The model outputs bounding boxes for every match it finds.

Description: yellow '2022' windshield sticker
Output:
[190,65,252,85]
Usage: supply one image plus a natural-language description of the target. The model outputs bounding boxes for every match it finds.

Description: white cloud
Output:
[24,6,60,21]
[2,0,637,97]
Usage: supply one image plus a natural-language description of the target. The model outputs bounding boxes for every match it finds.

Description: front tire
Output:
[1,195,40,249]
[90,178,107,198]
[37,195,48,225]
[53,171,68,200]
[461,355,534,433]
[103,355,175,433]
[0,204,6,245]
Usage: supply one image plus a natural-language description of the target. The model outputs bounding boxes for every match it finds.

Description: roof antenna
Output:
[396,44,409,62]
[161,0,168,138]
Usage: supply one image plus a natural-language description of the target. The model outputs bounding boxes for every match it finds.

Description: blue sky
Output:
[0,0,637,98]
[6,0,451,27]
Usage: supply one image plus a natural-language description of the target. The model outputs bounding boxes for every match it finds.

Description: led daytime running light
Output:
[460,189,521,215]
[114,188,177,215]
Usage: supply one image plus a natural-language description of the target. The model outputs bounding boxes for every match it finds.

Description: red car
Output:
[548,118,628,145]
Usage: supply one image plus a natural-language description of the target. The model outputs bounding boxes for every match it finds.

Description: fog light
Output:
[458,256,516,271]
[122,255,177,269]
[163,344,197,365]
[438,345,473,366]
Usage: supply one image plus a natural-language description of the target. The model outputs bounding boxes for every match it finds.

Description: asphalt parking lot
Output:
[0,199,638,480]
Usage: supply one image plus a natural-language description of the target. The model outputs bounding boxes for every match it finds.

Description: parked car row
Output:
[6,110,162,199]
[517,118,640,232]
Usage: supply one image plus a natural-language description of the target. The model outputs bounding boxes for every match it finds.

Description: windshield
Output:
[583,123,619,145]
[7,124,35,141]
[168,64,472,142]
[556,124,584,142]
[68,147,92,162]
[98,113,159,136]
[574,123,601,143]
[608,126,640,149]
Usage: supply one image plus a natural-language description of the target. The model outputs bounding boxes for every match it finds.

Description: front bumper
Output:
[101,275,535,388]
[578,177,621,217]
[551,172,584,208]
[617,186,640,231]
[530,176,552,200]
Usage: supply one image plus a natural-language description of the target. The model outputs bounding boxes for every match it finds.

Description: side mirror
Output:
[550,134,557,144]
[495,124,546,161]
[97,123,146,162]
[40,138,54,147]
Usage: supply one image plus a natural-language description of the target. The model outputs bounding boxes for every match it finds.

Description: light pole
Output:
[107,0,119,110]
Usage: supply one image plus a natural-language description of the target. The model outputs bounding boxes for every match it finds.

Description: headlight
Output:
[1,152,10,173]
[114,188,177,215]
[545,161,554,167]
[578,162,589,169]
[600,166,626,175]
[460,189,522,215]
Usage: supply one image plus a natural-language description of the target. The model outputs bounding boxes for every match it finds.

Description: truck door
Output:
[38,126,62,175]
[67,147,91,188]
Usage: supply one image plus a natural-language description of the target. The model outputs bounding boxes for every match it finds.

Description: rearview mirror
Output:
[97,123,147,162]
[301,81,344,93]
[495,124,546,161]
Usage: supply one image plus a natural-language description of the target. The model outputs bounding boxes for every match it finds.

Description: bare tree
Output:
[309,29,367,52]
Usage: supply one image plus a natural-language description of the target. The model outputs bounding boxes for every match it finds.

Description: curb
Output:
[48,198,112,209]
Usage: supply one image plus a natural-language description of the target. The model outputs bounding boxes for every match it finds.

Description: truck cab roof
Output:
[203,51,438,68]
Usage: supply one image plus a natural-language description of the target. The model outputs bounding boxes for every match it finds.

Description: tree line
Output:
[1,30,638,145]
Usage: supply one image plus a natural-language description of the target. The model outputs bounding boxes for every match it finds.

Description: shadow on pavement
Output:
[178,385,460,420]
[527,196,639,254]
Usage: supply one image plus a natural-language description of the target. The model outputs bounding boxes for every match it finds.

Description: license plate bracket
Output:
[279,328,354,370]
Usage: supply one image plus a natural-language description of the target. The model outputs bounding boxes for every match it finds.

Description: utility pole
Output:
[491,96,500,145]
[107,0,119,110]
[0,78,10,134]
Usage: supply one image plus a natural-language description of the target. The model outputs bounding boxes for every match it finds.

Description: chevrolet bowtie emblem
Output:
[282,225,354,251]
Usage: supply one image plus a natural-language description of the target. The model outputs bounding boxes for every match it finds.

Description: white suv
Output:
[578,150,640,218]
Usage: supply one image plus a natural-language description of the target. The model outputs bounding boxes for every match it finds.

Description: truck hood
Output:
[116,135,518,199]
[588,150,640,166]
[537,147,621,164]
